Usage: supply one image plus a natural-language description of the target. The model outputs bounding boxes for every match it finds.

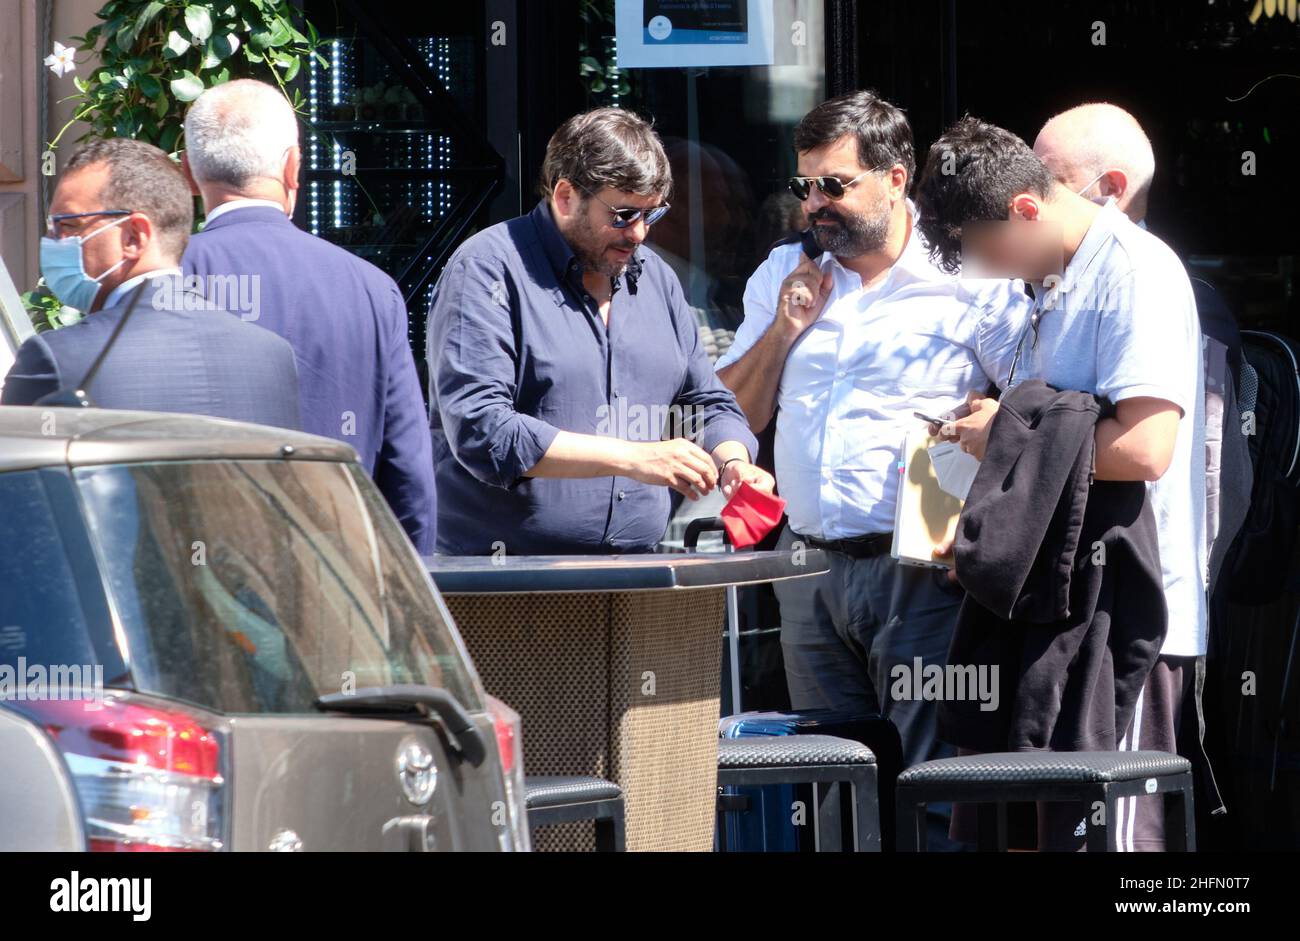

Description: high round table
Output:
[428,550,827,851]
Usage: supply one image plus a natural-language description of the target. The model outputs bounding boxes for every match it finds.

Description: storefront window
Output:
[578,0,825,338]
[298,2,497,375]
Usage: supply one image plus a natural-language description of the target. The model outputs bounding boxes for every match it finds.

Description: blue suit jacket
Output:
[1,273,301,430]
[183,206,437,553]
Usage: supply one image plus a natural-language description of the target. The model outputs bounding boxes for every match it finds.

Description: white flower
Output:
[44,41,76,78]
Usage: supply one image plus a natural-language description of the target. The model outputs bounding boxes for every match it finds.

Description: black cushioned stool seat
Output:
[524,775,625,851]
[895,751,1195,852]
[716,735,880,852]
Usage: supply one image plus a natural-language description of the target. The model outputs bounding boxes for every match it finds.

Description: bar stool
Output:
[895,751,1195,851]
[716,735,881,851]
[524,776,625,852]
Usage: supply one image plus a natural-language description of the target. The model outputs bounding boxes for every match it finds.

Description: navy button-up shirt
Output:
[427,201,758,555]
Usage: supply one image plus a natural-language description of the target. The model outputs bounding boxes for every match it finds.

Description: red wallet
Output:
[719,481,787,548]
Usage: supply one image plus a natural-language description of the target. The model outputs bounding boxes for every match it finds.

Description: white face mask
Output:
[1076,170,1110,203]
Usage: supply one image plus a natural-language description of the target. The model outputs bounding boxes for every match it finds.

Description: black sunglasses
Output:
[787,167,889,202]
[574,182,670,228]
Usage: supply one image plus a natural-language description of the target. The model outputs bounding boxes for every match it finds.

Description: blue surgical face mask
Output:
[39,216,131,312]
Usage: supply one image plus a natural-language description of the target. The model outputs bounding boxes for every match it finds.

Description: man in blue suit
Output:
[2,138,300,430]
[181,79,437,554]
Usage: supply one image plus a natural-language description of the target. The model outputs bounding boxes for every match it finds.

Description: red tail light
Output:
[485,694,529,851]
[23,694,225,852]
[491,699,518,775]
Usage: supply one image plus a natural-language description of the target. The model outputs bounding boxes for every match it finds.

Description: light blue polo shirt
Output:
[1010,201,1207,656]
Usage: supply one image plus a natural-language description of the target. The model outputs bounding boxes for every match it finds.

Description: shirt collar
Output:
[530,200,642,296]
[204,198,288,224]
[104,267,182,310]
[892,201,949,284]
[1056,198,1121,293]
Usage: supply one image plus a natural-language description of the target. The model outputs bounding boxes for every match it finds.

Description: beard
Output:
[564,206,639,279]
[808,197,890,258]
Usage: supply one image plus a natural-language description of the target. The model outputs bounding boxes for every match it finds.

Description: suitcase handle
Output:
[684,516,731,550]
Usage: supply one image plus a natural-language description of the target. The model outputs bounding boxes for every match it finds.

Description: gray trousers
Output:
[772,524,967,848]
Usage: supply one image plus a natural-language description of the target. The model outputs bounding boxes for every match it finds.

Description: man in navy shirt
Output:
[181,80,437,554]
[427,108,770,555]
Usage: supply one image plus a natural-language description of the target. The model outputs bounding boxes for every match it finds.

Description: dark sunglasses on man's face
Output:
[787,167,888,202]
[575,182,671,228]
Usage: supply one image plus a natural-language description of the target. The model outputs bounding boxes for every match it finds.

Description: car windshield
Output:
[73,459,481,715]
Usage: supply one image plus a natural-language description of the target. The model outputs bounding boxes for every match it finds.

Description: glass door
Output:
[297,1,504,378]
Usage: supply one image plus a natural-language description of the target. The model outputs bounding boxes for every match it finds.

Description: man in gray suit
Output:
[1,138,300,430]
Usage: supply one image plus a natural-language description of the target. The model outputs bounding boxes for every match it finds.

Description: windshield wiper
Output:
[314,685,487,767]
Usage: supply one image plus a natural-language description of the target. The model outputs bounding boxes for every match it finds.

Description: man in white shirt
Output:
[916,116,1205,851]
[716,92,1032,847]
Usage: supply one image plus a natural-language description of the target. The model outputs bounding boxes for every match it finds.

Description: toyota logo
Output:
[396,739,438,806]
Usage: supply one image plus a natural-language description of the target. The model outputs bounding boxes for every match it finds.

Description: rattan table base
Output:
[444,588,725,851]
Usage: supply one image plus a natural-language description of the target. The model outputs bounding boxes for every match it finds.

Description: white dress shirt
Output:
[716,206,1032,539]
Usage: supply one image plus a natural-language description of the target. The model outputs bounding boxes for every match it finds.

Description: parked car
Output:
[0,406,527,852]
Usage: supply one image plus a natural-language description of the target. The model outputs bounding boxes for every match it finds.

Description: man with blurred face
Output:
[427,108,769,555]
[716,92,1032,849]
[915,116,1206,850]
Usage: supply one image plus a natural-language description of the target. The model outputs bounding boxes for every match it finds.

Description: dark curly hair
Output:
[914,116,1056,273]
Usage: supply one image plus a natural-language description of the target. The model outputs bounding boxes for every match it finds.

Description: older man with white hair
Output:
[1033,101,1243,848]
[1034,102,1156,221]
[181,79,437,553]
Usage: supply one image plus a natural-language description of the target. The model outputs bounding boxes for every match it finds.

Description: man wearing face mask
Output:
[715,92,1032,849]
[1,137,300,429]
[181,79,437,556]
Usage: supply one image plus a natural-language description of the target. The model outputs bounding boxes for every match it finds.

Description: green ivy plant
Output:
[48,0,327,156]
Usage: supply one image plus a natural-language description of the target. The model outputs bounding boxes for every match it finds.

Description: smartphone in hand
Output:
[914,402,973,436]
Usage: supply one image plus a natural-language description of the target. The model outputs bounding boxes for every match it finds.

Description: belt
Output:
[794,530,894,560]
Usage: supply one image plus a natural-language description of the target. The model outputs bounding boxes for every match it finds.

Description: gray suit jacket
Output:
[1,273,301,430]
